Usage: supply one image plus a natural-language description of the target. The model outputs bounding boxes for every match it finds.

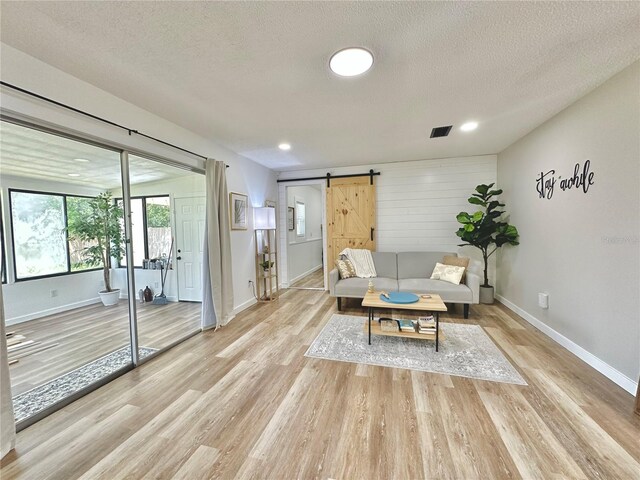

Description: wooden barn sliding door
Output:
[326,176,376,265]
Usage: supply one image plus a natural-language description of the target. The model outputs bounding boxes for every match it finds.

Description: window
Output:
[9,190,101,280]
[296,200,306,237]
[119,195,171,267]
[11,191,68,279]
[146,197,171,260]
[66,196,99,272]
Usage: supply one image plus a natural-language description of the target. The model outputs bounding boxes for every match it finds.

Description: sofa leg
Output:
[337,297,342,311]
[464,304,469,319]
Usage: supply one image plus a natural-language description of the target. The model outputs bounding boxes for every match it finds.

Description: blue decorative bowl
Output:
[380,291,419,304]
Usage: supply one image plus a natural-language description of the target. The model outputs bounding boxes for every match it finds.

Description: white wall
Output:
[286,185,323,283]
[278,155,497,277]
[0,44,278,318]
[497,61,640,393]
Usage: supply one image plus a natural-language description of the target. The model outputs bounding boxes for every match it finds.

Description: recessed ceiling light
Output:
[329,47,374,77]
[278,143,291,151]
[460,121,478,132]
[74,158,90,162]
[68,173,81,177]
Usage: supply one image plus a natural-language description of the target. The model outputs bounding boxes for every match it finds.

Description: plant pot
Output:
[99,289,121,306]
[479,286,494,304]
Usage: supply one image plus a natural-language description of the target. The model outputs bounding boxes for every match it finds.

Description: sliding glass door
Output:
[0,119,204,427]
[0,120,133,426]
[126,155,204,352]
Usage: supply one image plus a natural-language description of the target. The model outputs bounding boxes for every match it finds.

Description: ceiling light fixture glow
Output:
[329,47,374,77]
[74,158,90,162]
[68,173,81,177]
[460,121,478,132]
[278,143,291,151]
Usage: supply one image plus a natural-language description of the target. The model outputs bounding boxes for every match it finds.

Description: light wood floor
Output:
[289,268,324,289]
[2,290,639,479]
[7,301,201,396]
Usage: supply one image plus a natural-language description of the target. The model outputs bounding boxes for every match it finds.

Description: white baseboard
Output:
[6,297,102,325]
[289,264,323,284]
[496,295,638,395]
[232,297,257,317]
[119,292,179,303]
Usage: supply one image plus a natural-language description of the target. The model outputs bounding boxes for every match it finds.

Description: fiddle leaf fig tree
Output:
[67,192,124,292]
[455,184,519,288]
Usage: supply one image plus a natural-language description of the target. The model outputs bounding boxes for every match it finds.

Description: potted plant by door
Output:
[455,183,519,304]
[68,192,124,306]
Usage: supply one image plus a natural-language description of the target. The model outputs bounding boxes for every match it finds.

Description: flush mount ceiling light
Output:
[329,47,374,77]
[278,143,291,151]
[74,158,90,162]
[68,173,80,177]
[460,121,478,132]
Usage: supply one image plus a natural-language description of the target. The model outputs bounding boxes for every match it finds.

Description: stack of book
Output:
[417,316,436,335]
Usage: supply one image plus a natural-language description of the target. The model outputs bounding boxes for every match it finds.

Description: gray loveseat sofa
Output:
[329,252,480,318]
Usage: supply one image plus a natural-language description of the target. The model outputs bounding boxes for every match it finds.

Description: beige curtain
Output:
[1,286,16,458]
[201,159,234,329]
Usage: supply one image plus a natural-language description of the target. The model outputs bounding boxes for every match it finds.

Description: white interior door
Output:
[174,197,205,302]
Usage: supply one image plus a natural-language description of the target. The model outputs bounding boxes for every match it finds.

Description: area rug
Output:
[13,346,157,422]
[305,314,526,385]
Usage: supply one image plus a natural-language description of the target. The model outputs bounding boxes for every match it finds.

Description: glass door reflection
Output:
[0,121,134,425]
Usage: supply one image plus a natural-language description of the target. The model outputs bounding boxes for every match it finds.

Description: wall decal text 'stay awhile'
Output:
[536,160,595,200]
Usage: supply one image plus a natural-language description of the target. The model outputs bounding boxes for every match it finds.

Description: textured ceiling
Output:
[1,1,639,171]
[0,122,189,189]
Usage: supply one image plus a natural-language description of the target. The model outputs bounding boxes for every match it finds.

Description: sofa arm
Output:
[465,271,480,304]
[329,268,340,296]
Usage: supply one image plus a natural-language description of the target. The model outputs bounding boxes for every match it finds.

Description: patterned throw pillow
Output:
[442,255,470,282]
[335,258,356,279]
[430,262,465,285]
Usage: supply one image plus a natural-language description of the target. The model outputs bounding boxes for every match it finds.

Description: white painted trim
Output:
[288,265,323,285]
[496,295,638,395]
[232,297,257,316]
[119,292,179,303]
[5,297,102,325]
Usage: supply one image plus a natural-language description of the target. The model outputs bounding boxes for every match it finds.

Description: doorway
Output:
[279,182,326,290]
[174,196,206,301]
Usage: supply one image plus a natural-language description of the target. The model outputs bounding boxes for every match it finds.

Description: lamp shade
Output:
[254,207,276,230]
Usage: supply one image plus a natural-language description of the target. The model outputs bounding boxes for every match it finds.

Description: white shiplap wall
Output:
[278,155,497,254]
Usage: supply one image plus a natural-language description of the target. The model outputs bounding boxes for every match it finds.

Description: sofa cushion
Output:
[397,252,455,279]
[335,277,399,297]
[398,278,473,303]
[372,252,397,279]
[335,258,356,279]
[443,255,470,282]
[430,262,465,285]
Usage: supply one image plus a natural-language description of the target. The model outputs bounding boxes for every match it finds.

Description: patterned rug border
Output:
[305,314,527,386]
[13,346,157,422]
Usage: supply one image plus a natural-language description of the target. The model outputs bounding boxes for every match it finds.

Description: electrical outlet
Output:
[248,279,253,287]
[50,289,58,298]
[154,281,159,289]
[538,293,549,309]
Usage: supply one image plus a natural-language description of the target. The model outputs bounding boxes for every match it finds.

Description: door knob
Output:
[176,256,182,260]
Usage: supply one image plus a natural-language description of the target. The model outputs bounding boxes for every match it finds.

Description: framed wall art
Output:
[230,192,248,230]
